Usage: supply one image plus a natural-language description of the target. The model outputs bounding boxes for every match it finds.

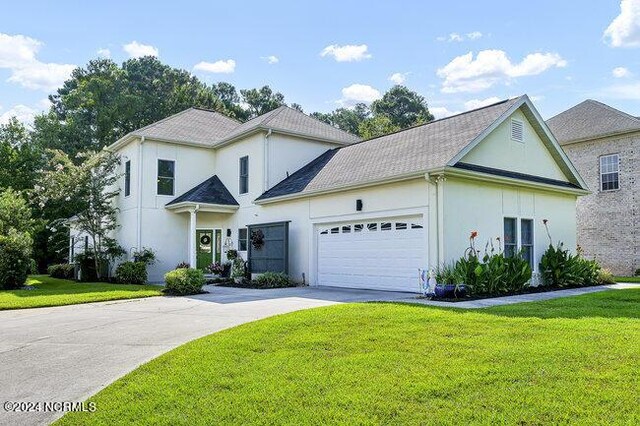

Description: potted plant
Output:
[434,263,467,298]
[231,257,245,284]
[206,262,225,277]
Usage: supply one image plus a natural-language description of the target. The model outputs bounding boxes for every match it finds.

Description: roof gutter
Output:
[439,166,591,196]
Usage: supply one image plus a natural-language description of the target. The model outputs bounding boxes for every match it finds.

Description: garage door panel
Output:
[317,216,426,293]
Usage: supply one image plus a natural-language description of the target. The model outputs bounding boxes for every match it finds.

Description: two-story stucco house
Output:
[547,100,640,276]
[75,95,587,292]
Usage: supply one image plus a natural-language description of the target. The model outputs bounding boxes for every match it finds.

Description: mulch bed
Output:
[422,283,605,303]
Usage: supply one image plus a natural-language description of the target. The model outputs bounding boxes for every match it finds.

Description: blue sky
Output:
[1,0,639,125]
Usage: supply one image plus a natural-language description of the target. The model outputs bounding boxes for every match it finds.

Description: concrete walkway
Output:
[0,283,636,425]
[400,283,638,308]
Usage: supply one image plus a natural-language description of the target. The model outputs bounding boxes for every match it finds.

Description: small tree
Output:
[35,149,121,279]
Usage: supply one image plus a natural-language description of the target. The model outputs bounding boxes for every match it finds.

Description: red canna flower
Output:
[470,231,478,239]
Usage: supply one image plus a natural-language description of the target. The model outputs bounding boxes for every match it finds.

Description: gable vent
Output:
[511,119,524,142]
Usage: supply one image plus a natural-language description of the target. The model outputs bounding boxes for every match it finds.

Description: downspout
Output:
[263,129,272,191]
[136,136,145,251]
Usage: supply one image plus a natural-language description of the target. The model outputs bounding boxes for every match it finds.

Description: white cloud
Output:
[598,82,640,99]
[430,106,461,119]
[123,41,159,58]
[97,48,111,58]
[463,97,501,110]
[437,31,483,42]
[0,104,38,125]
[466,31,483,40]
[320,44,371,62]
[0,33,75,91]
[338,84,381,106]
[262,55,279,64]
[612,66,632,77]
[437,50,567,93]
[604,0,640,47]
[193,59,236,74]
[388,72,408,85]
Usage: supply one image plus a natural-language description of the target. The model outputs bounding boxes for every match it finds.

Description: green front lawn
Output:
[58,289,640,425]
[0,275,163,310]
[615,276,640,283]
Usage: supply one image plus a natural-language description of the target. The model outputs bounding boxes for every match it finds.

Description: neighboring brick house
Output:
[547,100,639,276]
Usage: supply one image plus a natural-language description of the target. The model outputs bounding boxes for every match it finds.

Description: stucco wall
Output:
[561,132,639,275]
[463,109,569,182]
[442,177,577,277]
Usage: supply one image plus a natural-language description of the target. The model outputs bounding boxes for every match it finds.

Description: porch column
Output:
[189,209,197,267]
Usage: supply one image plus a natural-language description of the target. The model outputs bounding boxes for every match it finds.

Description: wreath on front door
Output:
[251,229,265,250]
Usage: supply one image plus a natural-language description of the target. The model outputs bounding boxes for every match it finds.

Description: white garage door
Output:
[317,217,426,292]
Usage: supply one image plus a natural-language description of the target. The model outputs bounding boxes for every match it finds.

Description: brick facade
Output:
[561,132,639,275]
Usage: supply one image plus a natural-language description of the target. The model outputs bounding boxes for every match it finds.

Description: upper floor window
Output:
[157,159,175,196]
[599,154,619,191]
[239,156,249,194]
[124,160,131,197]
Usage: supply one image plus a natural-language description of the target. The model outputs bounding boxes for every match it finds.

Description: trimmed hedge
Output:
[252,272,294,289]
[48,263,75,280]
[115,261,148,285]
[164,268,205,295]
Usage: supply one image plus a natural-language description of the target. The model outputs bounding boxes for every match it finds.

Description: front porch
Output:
[164,174,240,270]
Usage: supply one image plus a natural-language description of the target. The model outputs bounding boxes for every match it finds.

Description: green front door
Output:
[196,230,213,270]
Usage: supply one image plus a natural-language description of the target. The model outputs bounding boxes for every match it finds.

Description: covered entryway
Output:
[316,216,427,293]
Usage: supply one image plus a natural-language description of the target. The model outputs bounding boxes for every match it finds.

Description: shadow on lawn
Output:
[5,276,159,299]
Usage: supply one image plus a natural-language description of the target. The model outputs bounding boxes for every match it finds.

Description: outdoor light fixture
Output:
[356,199,363,211]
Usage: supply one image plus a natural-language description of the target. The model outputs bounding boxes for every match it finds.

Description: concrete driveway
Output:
[0,286,408,426]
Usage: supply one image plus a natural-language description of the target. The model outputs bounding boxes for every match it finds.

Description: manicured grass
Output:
[615,276,640,283]
[0,275,163,310]
[58,289,640,425]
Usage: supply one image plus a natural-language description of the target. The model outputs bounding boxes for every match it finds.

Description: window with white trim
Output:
[504,217,535,269]
[238,228,248,251]
[503,218,517,258]
[124,160,131,197]
[157,159,175,196]
[239,156,249,194]
[599,154,619,191]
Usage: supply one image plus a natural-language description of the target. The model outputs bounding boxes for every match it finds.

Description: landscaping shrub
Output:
[634,268,640,277]
[539,243,601,287]
[164,268,205,295]
[47,263,75,280]
[115,261,148,285]
[132,247,156,265]
[598,268,616,285]
[0,229,32,289]
[252,272,294,289]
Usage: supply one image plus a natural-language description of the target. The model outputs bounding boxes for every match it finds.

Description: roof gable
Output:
[166,175,238,207]
[460,108,570,183]
[546,99,640,144]
[218,106,360,145]
[132,108,240,146]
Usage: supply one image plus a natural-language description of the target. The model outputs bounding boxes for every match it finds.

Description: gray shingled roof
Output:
[132,108,240,146]
[218,106,361,145]
[258,97,522,200]
[166,175,238,206]
[547,99,640,145]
